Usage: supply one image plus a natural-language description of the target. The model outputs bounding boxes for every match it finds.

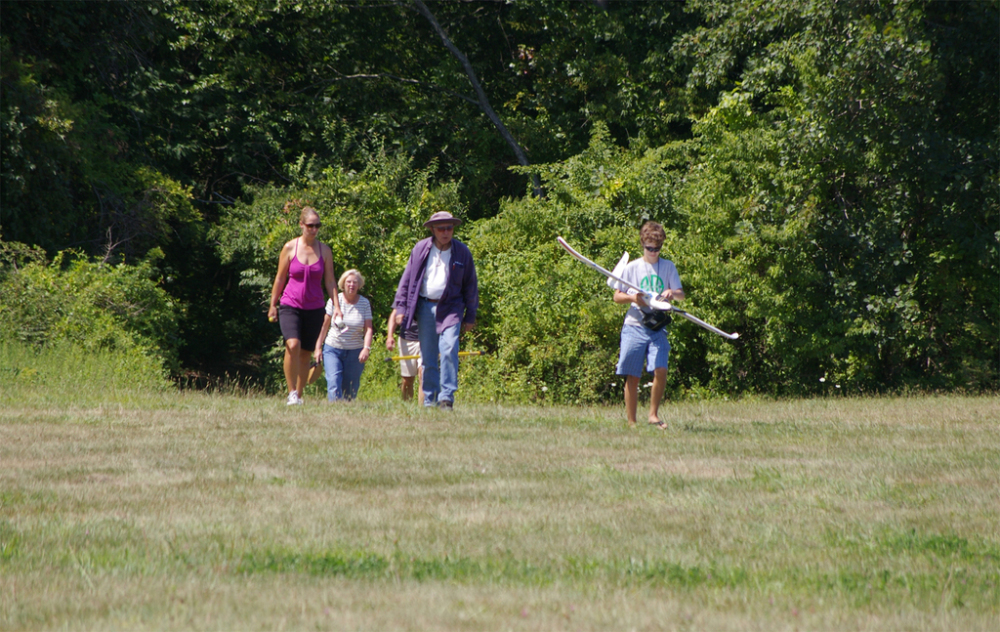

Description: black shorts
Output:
[278,305,326,352]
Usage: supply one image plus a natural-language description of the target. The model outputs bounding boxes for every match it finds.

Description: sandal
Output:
[648,419,667,430]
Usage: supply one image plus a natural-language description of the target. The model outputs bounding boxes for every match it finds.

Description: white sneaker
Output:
[286,391,301,406]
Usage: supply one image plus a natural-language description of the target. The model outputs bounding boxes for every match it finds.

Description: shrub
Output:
[0,241,182,377]
[464,124,700,403]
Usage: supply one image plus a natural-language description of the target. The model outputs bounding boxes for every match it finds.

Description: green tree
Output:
[1,2,199,258]
[673,0,999,392]
[149,0,699,218]
[5,0,995,395]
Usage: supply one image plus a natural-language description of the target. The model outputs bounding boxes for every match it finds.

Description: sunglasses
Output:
[304,222,322,229]
[644,245,661,253]
[432,225,455,231]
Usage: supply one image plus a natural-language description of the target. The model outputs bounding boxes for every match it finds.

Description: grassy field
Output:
[1,375,998,630]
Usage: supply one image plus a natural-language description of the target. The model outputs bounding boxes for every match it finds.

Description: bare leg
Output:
[295,349,311,397]
[648,367,668,424]
[283,339,302,395]
[418,367,424,401]
[624,375,640,426]
[401,376,415,401]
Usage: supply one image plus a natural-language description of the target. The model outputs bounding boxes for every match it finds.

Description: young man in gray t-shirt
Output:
[611,221,685,429]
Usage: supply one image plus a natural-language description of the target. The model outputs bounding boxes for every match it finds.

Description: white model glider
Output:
[557,236,740,340]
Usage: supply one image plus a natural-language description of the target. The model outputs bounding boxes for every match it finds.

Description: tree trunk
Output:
[411,0,542,197]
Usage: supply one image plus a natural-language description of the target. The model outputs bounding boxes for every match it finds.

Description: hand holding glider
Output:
[557,236,739,340]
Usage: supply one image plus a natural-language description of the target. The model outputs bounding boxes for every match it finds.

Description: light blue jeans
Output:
[417,298,461,406]
[323,345,364,401]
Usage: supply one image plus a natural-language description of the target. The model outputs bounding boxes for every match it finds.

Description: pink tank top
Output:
[280,238,326,310]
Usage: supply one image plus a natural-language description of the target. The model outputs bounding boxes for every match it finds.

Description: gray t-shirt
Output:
[613,257,682,328]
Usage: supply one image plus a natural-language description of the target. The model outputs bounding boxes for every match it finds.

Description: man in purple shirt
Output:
[393,211,479,410]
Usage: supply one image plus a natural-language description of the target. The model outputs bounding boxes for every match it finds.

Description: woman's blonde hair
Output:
[338,269,365,291]
[299,206,319,224]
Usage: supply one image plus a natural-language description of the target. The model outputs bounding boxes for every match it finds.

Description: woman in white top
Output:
[315,269,374,401]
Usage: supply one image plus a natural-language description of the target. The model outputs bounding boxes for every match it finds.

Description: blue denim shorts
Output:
[616,324,670,377]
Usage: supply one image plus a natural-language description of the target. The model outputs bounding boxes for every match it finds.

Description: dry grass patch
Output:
[1,390,998,630]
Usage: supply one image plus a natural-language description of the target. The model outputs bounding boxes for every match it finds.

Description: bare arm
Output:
[315,313,332,362]
[614,289,647,308]
[359,319,374,363]
[268,242,293,321]
[322,244,343,320]
[386,309,398,351]
[614,288,685,308]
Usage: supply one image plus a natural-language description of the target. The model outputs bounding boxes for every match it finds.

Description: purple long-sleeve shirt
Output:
[393,237,479,335]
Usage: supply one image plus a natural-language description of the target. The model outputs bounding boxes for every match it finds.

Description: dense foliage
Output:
[2,0,996,397]
[672,0,999,392]
[466,126,695,403]
[0,241,181,378]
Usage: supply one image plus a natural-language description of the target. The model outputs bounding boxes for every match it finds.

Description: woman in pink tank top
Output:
[268,207,343,405]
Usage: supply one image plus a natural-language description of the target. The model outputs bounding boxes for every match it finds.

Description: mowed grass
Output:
[1,383,997,630]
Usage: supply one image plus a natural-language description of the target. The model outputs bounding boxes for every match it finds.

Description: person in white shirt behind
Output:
[315,269,374,401]
[386,308,422,401]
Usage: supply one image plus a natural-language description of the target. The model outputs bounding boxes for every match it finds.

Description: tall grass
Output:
[1,342,170,401]
[1,362,997,630]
